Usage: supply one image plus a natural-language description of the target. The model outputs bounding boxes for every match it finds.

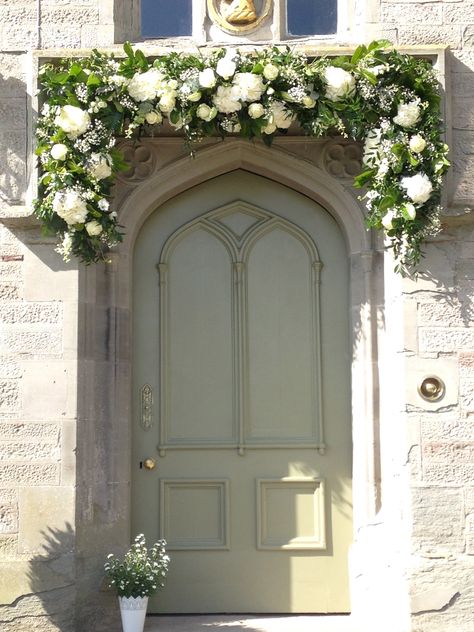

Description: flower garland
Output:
[34,40,450,272]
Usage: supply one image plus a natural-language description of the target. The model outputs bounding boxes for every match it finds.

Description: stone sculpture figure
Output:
[223,0,258,24]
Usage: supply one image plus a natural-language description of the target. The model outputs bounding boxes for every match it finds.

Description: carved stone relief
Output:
[112,137,363,214]
[207,0,272,33]
[322,141,363,179]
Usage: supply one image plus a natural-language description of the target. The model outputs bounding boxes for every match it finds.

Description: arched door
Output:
[132,170,352,613]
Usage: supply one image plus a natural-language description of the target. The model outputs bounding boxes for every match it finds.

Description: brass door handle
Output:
[142,458,157,470]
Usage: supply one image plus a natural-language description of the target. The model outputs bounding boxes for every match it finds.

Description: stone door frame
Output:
[75,137,397,629]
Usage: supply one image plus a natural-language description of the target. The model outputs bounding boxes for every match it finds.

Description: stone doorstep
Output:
[143,614,357,632]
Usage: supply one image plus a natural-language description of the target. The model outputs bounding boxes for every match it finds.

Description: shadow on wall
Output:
[25,523,76,632]
[0,69,29,209]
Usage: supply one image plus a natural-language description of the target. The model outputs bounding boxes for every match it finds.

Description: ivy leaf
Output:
[69,63,83,77]
[87,73,101,87]
[123,41,135,61]
[51,72,70,85]
[351,45,367,65]
[353,169,376,188]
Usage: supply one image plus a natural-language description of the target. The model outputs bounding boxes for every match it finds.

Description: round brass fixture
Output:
[143,458,157,470]
[418,376,445,402]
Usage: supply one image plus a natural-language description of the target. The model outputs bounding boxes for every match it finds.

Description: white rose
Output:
[196,103,218,122]
[127,69,165,102]
[324,66,356,102]
[248,103,264,119]
[85,220,103,236]
[382,209,396,230]
[145,111,163,125]
[269,101,295,129]
[262,122,277,135]
[216,57,236,80]
[188,91,202,102]
[401,173,433,204]
[302,95,316,109]
[213,85,242,114]
[199,68,217,89]
[409,134,427,153]
[55,105,91,139]
[51,143,68,161]
[233,72,265,102]
[393,100,421,128]
[263,64,279,81]
[159,93,176,113]
[53,190,88,225]
[404,203,417,220]
[98,198,110,211]
[90,154,112,180]
[363,128,382,166]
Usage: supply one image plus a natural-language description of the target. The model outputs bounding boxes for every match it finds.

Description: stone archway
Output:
[76,137,387,630]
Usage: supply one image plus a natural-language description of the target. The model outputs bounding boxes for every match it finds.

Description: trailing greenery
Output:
[34,40,449,272]
[104,534,170,598]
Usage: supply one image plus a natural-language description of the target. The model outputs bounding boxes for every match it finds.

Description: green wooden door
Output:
[132,170,352,613]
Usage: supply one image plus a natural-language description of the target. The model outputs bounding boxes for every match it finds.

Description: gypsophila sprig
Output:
[104,534,170,598]
[34,40,450,273]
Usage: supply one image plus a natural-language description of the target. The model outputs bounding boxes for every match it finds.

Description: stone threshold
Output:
[144,614,357,631]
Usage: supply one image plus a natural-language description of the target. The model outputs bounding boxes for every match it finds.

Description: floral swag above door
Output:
[34,41,450,273]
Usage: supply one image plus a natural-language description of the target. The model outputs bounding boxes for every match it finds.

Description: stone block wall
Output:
[0,1,473,631]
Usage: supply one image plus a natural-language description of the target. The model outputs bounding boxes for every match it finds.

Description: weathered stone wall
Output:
[0,1,473,631]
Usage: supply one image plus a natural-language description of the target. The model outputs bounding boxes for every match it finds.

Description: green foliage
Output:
[104,534,170,599]
[34,40,450,272]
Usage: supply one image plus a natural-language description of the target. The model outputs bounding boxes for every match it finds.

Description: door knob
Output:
[143,458,157,470]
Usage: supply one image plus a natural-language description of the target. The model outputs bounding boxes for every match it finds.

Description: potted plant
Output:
[104,534,170,632]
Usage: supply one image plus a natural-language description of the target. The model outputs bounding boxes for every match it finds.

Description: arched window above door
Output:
[140,0,339,40]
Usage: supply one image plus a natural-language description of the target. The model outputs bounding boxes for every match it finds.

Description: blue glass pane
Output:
[287,0,337,35]
[141,0,192,37]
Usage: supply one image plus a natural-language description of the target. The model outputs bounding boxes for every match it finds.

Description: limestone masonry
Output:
[0,1,473,631]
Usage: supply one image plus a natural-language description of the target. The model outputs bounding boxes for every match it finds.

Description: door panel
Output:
[132,170,352,613]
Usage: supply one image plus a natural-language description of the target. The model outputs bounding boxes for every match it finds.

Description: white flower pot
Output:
[118,596,149,632]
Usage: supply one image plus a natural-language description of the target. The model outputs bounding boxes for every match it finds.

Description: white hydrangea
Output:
[127,69,166,102]
[55,105,91,139]
[324,66,356,102]
[213,86,242,114]
[89,154,112,180]
[53,190,88,225]
[409,134,427,153]
[401,173,433,204]
[393,100,421,128]
[233,72,265,102]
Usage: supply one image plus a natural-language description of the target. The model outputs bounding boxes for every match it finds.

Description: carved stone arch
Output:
[89,137,382,625]
[117,139,371,263]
